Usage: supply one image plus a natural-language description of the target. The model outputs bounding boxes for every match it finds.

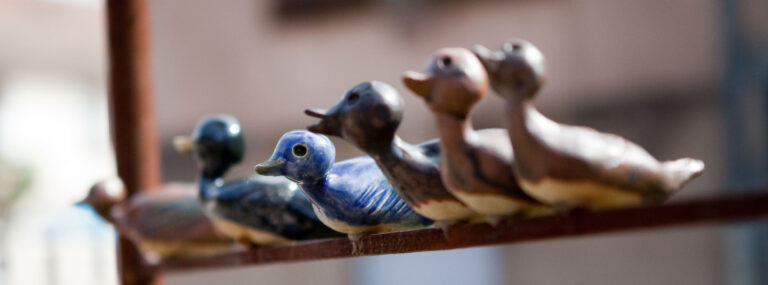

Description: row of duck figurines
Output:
[80,39,705,262]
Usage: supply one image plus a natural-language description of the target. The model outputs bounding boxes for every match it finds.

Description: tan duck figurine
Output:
[473,39,705,210]
[403,47,550,221]
[79,178,234,262]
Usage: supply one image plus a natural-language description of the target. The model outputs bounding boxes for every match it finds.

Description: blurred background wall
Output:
[0,0,766,284]
[0,1,117,285]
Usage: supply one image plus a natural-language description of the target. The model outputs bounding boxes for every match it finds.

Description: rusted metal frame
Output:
[106,0,162,284]
[158,191,768,272]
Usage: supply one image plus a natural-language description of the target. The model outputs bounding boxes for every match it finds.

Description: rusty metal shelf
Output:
[156,190,768,273]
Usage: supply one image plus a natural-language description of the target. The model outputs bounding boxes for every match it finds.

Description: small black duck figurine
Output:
[473,39,705,210]
[79,178,234,262]
[175,114,342,246]
[305,81,481,229]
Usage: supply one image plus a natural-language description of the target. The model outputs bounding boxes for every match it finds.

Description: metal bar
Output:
[158,191,768,272]
[105,0,162,284]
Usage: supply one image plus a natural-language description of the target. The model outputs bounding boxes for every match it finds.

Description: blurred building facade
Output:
[0,0,765,285]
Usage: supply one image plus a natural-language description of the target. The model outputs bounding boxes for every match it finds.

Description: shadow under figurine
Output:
[305,81,483,231]
[79,178,235,263]
[175,114,343,246]
[403,47,552,223]
[254,130,433,252]
[473,39,705,210]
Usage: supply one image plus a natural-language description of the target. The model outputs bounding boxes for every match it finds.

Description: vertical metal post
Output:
[105,0,163,284]
[720,0,768,284]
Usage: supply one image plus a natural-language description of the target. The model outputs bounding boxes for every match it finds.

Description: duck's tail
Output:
[661,158,705,192]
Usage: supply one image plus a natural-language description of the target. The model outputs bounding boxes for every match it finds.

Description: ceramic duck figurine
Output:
[304,81,481,228]
[254,130,433,242]
[79,178,234,262]
[473,39,705,209]
[402,47,550,221]
[175,115,342,246]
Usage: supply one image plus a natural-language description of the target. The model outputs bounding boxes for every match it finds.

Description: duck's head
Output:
[472,39,546,100]
[254,130,335,184]
[78,177,126,221]
[403,47,489,119]
[175,115,245,179]
[305,81,403,149]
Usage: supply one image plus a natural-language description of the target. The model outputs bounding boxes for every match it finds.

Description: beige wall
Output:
[150,0,720,167]
[0,0,736,284]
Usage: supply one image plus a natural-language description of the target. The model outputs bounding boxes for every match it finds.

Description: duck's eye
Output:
[438,56,452,69]
[504,42,522,53]
[347,92,359,104]
[292,144,308,157]
[513,77,525,89]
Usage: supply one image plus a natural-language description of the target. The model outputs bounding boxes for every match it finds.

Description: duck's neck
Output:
[363,136,406,168]
[196,161,235,201]
[505,96,552,167]
[94,205,117,224]
[197,175,223,201]
[296,174,328,204]
[433,112,477,153]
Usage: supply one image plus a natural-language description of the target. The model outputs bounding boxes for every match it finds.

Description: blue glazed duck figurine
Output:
[304,81,481,229]
[403,47,551,222]
[175,115,343,246]
[79,178,234,262]
[254,130,433,243]
[473,39,705,209]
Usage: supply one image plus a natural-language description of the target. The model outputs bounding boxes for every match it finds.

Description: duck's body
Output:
[304,156,433,234]
[505,99,703,209]
[305,81,479,223]
[403,47,549,217]
[82,179,233,261]
[182,115,342,245]
[255,130,433,235]
[376,138,477,220]
[198,175,341,244]
[474,39,705,209]
[432,113,538,215]
[113,184,234,257]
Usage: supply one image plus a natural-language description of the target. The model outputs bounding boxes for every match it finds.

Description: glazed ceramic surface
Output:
[403,47,549,217]
[305,81,479,222]
[474,39,705,209]
[255,130,433,234]
[81,178,233,259]
[191,115,342,244]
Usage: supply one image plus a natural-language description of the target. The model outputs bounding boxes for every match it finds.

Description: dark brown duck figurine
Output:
[403,47,550,221]
[473,39,705,209]
[79,178,234,262]
[305,81,481,228]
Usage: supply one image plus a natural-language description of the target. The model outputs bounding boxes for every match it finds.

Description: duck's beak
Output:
[74,200,91,209]
[471,44,503,74]
[254,158,284,176]
[402,71,434,99]
[173,135,194,155]
[305,108,328,119]
[305,108,342,136]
